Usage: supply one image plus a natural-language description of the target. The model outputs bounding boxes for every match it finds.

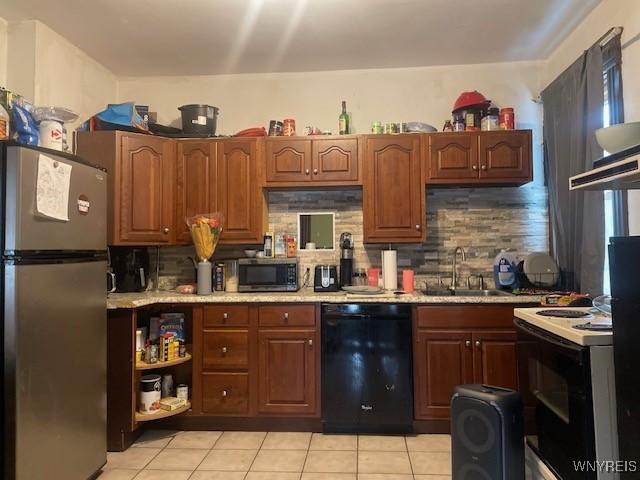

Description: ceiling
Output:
[2,0,601,76]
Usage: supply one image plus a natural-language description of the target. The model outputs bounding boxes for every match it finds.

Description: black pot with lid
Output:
[178,104,219,135]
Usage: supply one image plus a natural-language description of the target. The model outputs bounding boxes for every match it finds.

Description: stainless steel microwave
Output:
[238,258,299,292]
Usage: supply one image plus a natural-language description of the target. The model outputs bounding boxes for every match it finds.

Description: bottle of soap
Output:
[493,250,518,289]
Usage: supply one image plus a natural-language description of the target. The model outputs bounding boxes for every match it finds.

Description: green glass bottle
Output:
[339,101,349,135]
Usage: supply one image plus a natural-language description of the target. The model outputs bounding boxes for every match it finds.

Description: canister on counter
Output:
[139,374,161,414]
[384,123,398,134]
[268,120,284,136]
[214,263,225,291]
[176,384,189,401]
[283,118,296,136]
[371,121,384,134]
[499,107,515,130]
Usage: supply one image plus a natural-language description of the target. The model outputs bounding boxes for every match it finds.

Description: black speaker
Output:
[451,385,524,480]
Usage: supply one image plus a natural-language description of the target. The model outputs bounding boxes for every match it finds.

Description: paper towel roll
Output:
[381,250,398,290]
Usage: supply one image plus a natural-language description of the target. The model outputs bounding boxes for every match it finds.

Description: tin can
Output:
[499,108,515,130]
[176,384,189,401]
[145,344,158,364]
[283,118,296,136]
[453,121,465,132]
[384,123,398,134]
[399,123,408,133]
[371,121,383,134]
[214,263,224,291]
[268,120,283,136]
[179,340,186,357]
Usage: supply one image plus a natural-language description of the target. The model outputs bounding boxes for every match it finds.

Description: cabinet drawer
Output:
[204,305,249,327]
[259,305,316,327]
[203,330,249,370]
[202,372,249,415]
[416,305,517,329]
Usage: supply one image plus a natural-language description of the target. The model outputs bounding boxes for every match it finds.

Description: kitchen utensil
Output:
[178,104,218,135]
[314,265,339,292]
[453,91,488,112]
[244,249,258,258]
[595,122,640,154]
[523,252,559,287]
[342,285,384,295]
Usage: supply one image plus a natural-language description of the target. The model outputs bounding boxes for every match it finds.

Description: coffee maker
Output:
[339,232,354,287]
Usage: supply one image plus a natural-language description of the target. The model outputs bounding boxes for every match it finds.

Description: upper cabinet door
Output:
[217,139,265,244]
[363,135,424,243]
[311,138,359,183]
[175,141,217,243]
[427,133,479,182]
[118,135,174,244]
[265,139,312,184]
[479,131,532,182]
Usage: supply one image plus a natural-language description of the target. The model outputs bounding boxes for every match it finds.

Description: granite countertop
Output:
[107,288,542,309]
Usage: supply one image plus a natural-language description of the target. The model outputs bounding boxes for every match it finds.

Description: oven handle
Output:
[514,318,585,355]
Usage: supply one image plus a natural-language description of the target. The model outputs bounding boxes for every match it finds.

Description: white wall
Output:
[33,22,117,130]
[6,20,36,101]
[543,0,640,234]
[0,17,7,87]
[117,61,544,138]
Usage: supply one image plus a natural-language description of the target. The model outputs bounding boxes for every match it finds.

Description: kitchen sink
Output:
[421,289,513,297]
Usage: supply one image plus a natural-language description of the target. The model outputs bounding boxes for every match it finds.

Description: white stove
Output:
[514,307,612,346]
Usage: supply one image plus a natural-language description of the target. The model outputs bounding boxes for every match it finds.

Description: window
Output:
[601,33,626,295]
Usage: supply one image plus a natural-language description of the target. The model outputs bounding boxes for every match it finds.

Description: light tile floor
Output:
[100,431,452,480]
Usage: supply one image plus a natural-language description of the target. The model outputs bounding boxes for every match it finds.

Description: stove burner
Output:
[538,309,592,318]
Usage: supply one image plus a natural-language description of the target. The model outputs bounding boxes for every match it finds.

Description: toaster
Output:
[314,265,339,292]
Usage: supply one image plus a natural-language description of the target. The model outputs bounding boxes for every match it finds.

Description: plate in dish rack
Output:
[342,286,384,295]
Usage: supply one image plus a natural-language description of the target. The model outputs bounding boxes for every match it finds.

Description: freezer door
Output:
[3,146,107,252]
[4,260,107,480]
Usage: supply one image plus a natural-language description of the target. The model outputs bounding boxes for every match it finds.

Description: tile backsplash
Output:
[152,184,548,290]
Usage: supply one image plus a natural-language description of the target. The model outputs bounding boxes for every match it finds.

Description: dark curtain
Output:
[542,45,605,295]
[603,33,629,236]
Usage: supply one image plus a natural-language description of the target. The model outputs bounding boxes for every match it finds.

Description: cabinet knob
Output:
[221,347,228,354]
[481,165,487,171]
[162,227,170,233]
[305,169,310,175]
[472,165,478,171]
[465,340,471,348]
[313,168,318,174]
[284,312,289,320]
[222,390,228,397]
[308,339,313,346]
[223,312,228,320]
[475,340,481,348]
[415,224,421,230]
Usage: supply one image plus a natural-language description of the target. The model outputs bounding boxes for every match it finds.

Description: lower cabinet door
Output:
[414,330,473,420]
[258,329,318,416]
[472,331,518,390]
[202,372,249,415]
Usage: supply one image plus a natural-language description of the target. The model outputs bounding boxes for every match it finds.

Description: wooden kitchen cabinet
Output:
[413,305,523,421]
[76,131,176,245]
[265,136,360,186]
[472,330,518,390]
[202,372,250,415]
[217,139,266,244]
[257,329,318,415]
[425,130,532,186]
[175,140,217,243]
[479,131,532,182]
[363,134,425,243]
[414,330,473,419]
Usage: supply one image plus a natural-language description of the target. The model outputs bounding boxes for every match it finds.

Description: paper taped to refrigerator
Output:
[36,154,72,221]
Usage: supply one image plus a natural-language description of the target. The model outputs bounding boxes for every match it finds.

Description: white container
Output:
[176,384,189,401]
[39,119,64,151]
[493,250,518,289]
[381,250,398,290]
[139,375,161,414]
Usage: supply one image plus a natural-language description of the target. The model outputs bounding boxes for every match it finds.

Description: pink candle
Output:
[402,270,415,293]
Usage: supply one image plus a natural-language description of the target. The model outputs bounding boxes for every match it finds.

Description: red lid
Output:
[453,91,488,112]
[500,107,514,112]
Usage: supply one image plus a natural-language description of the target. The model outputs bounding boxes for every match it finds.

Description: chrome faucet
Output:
[450,247,466,292]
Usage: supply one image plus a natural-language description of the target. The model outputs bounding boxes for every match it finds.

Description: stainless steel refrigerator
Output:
[1,143,107,479]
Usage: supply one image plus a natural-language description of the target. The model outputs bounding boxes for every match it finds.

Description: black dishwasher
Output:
[321,303,413,433]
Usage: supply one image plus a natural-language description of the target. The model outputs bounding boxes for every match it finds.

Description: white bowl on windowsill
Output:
[595,122,640,154]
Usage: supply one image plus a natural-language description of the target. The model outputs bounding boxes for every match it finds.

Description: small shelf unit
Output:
[136,352,192,371]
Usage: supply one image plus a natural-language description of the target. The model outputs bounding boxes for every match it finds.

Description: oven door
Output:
[515,318,596,480]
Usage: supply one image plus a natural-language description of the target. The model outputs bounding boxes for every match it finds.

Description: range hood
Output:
[569,145,640,191]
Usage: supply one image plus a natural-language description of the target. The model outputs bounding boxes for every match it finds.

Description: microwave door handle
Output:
[514,318,585,357]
